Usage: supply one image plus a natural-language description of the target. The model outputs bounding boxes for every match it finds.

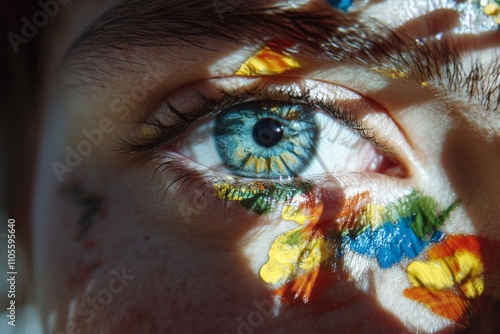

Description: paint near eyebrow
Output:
[327,0,353,12]
[372,66,410,80]
[482,0,500,23]
[235,45,301,76]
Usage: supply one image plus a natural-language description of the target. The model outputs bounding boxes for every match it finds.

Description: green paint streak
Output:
[285,229,303,246]
[216,182,314,215]
[382,190,459,239]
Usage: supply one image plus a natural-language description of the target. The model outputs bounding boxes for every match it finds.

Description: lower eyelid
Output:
[147,152,412,227]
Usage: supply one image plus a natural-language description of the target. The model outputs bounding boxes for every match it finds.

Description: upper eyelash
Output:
[120,80,389,158]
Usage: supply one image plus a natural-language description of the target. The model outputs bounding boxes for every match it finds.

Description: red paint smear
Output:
[255,49,292,70]
[403,235,477,324]
[426,235,500,298]
[83,239,96,250]
[274,266,339,305]
[274,265,366,314]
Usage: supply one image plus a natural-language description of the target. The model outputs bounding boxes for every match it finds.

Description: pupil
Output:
[252,118,284,148]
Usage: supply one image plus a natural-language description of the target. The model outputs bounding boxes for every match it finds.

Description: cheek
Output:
[33,168,276,333]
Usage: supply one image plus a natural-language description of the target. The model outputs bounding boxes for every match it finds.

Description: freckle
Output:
[144,235,150,241]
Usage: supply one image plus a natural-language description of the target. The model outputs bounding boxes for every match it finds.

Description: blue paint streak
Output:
[343,217,443,268]
[327,0,352,12]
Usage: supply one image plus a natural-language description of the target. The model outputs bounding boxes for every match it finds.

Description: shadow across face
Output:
[441,113,500,334]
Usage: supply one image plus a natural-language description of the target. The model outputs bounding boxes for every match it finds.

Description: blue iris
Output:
[327,0,352,12]
[214,101,318,178]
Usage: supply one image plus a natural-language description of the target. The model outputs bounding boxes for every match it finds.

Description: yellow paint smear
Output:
[484,3,500,22]
[260,228,332,285]
[407,249,484,298]
[236,47,301,76]
[372,66,409,79]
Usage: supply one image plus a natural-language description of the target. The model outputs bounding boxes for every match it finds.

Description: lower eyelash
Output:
[146,152,327,214]
[151,158,206,195]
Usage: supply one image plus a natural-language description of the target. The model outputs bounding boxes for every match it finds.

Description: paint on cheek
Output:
[260,191,456,304]
[342,190,458,268]
[213,181,315,215]
[65,185,105,240]
[259,189,457,307]
[404,235,484,324]
[259,226,333,286]
[213,181,466,314]
[235,41,301,76]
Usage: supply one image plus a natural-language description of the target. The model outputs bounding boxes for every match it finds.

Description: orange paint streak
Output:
[266,39,296,53]
[274,266,339,305]
[404,235,491,324]
[304,191,370,236]
[428,235,481,260]
[404,287,469,322]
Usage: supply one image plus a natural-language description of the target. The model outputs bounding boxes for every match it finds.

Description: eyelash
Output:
[119,78,397,193]
[123,80,386,156]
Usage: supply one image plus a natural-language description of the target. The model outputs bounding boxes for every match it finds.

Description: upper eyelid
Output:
[121,76,396,158]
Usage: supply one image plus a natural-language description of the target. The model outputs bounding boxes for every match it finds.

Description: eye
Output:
[213,101,318,178]
[178,99,388,179]
[137,77,404,180]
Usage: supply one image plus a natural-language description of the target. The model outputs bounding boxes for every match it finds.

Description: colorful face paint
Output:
[212,180,462,314]
[342,190,458,268]
[213,180,314,215]
[453,0,500,32]
[256,190,456,306]
[235,42,301,76]
[404,235,484,323]
[372,66,410,80]
[260,225,332,286]
[480,0,500,24]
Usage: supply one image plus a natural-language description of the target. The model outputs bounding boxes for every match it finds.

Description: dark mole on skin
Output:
[66,185,104,241]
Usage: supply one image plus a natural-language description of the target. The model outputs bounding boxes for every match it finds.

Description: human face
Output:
[32,0,500,333]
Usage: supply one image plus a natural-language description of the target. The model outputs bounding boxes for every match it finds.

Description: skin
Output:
[26,0,500,333]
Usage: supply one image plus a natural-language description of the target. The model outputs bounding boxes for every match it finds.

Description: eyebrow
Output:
[68,0,500,112]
